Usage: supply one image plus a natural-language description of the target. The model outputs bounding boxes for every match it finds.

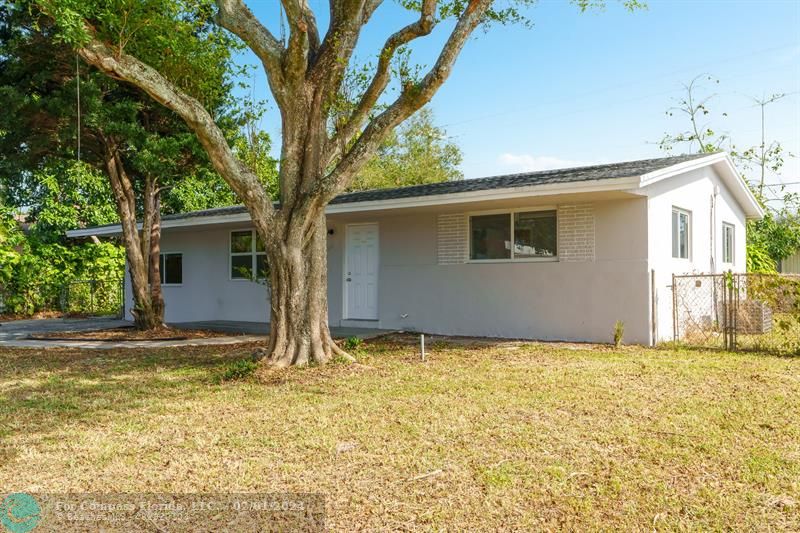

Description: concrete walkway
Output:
[0,318,390,349]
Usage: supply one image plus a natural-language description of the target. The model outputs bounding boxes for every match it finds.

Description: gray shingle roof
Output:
[91,153,715,228]
[329,152,711,205]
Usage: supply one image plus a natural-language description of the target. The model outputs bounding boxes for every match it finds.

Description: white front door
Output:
[345,223,379,320]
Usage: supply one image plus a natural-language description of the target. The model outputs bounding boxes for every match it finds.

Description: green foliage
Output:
[745,203,800,272]
[0,205,124,315]
[218,359,257,382]
[0,162,124,316]
[344,336,363,350]
[659,75,729,155]
[0,2,271,318]
[1,1,253,218]
[233,130,280,200]
[746,242,777,273]
[348,108,462,191]
[27,162,118,238]
[613,320,624,348]
[36,0,243,107]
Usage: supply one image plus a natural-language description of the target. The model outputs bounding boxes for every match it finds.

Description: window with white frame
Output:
[671,207,691,259]
[722,222,735,264]
[230,230,268,280]
[469,209,557,261]
[159,253,182,285]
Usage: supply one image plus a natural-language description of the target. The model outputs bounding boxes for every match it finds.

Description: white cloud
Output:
[496,153,595,173]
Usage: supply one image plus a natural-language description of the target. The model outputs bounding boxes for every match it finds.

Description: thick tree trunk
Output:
[101,137,164,330]
[145,191,165,327]
[263,215,351,367]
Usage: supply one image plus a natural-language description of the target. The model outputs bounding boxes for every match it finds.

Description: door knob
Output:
[346,278,352,282]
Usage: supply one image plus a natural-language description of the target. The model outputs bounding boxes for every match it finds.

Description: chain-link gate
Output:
[673,272,800,353]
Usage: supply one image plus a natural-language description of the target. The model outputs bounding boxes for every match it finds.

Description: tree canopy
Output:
[349,108,462,191]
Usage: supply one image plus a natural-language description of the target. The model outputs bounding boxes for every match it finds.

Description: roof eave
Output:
[65,176,643,238]
[638,152,764,219]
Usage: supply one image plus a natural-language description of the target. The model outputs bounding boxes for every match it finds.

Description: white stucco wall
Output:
[644,166,748,342]
[123,225,270,323]
[326,197,652,344]
[126,197,653,344]
[122,165,752,346]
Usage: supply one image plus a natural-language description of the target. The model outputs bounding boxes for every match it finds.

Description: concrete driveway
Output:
[0,318,389,349]
[0,317,128,342]
[0,317,266,349]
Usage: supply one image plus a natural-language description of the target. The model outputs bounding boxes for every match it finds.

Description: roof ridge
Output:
[334,152,716,197]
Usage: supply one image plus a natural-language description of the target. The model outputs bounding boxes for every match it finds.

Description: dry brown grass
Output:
[0,337,798,530]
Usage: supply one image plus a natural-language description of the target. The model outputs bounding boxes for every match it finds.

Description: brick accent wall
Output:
[437,206,594,264]
[558,204,595,262]
[437,214,468,265]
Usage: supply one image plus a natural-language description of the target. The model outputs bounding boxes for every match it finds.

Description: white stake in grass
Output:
[420,334,426,362]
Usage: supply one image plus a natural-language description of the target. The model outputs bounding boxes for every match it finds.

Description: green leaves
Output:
[349,107,462,191]
[29,162,118,239]
[37,0,241,107]
[747,210,800,269]
[0,204,125,316]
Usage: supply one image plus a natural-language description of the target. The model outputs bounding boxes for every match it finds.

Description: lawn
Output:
[0,336,798,530]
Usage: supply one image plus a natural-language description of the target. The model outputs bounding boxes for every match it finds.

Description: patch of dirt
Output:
[29,326,244,342]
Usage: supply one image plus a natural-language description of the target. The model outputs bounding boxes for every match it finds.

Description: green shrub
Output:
[219,359,257,382]
[344,336,363,350]
[613,321,625,348]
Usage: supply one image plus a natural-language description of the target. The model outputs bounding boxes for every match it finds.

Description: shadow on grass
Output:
[0,344,261,460]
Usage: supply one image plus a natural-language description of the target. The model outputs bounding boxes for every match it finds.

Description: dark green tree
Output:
[0,1,259,327]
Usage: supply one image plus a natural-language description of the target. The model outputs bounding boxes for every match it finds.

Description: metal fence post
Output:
[651,269,657,346]
[722,273,729,350]
[672,273,677,342]
[731,271,738,351]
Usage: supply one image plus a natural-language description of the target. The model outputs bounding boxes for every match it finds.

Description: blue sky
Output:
[241,0,800,195]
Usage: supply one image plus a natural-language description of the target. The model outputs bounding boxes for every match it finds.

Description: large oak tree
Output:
[38,0,640,366]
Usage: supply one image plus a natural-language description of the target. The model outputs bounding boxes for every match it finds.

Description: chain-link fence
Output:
[61,279,124,317]
[673,272,800,354]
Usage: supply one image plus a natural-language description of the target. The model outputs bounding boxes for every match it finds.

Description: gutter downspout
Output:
[710,186,719,273]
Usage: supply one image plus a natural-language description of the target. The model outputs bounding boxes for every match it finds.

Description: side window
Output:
[672,208,691,259]
[159,253,183,285]
[722,222,735,264]
[230,230,268,280]
[231,230,254,279]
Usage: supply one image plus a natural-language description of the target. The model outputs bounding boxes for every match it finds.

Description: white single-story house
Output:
[68,152,763,345]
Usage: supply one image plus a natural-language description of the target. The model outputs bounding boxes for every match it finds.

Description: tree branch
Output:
[290,0,320,55]
[325,0,437,165]
[319,0,489,200]
[280,0,315,85]
[214,0,289,106]
[77,36,277,229]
